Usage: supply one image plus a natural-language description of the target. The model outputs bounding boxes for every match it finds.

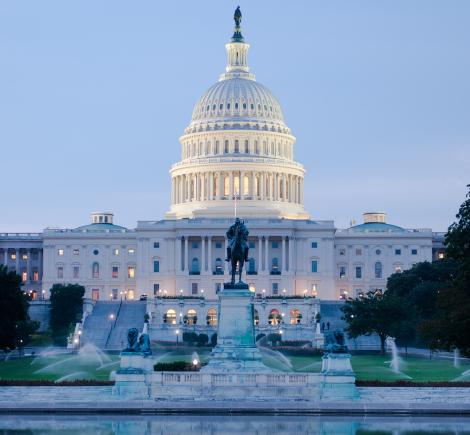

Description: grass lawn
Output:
[1,347,469,382]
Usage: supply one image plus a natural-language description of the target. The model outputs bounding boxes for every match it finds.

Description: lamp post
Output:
[175,329,180,347]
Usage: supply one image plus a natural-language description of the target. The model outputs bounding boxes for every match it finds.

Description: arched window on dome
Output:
[243,103,247,110]
[92,262,99,279]
[192,143,196,157]
[198,142,202,156]
[258,104,261,110]
[250,103,254,110]
[212,104,216,111]
[235,102,238,109]
[215,141,220,154]
[205,142,209,155]
[263,141,267,155]
[255,141,259,154]
[244,140,249,153]
[277,143,281,156]
[226,103,230,110]
[271,142,275,155]
[219,103,223,110]
[243,176,249,196]
[224,176,229,197]
[234,140,239,153]
[224,140,229,154]
[190,179,195,199]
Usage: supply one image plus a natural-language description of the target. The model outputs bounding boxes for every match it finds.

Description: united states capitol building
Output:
[0,13,445,344]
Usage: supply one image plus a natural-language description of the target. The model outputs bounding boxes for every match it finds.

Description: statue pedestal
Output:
[113,352,152,398]
[320,353,358,401]
[202,282,269,372]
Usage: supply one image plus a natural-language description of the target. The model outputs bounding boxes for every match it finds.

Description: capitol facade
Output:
[0,14,445,344]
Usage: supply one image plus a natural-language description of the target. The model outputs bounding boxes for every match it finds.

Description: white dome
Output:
[188,78,288,133]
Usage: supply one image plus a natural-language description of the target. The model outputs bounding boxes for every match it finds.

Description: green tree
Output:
[0,265,37,351]
[423,185,470,354]
[49,284,85,345]
[341,291,407,354]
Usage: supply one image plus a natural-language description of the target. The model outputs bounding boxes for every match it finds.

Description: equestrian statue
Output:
[225,217,249,285]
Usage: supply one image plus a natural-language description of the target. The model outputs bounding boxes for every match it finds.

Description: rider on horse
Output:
[225,218,249,263]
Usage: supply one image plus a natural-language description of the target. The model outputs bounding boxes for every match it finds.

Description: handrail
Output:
[105,299,123,348]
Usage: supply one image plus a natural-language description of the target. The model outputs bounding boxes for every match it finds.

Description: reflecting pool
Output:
[1,415,470,434]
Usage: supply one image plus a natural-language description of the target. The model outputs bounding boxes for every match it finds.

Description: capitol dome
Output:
[187,78,289,135]
[166,9,309,221]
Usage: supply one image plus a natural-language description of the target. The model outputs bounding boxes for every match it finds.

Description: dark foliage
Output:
[154,361,203,371]
[49,284,85,345]
[0,265,38,351]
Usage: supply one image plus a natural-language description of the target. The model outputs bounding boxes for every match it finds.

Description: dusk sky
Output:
[1,1,469,232]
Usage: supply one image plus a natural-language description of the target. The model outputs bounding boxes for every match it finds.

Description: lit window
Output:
[112,289,118,300]
[128,266,135,279]
[356,248,362,256]
[207,308,217,326]
[271,257,279,273]
[57,266,64,279]
[411,249,418,255]
[128,248,135,255]
[33,271,39,281]
[22,254,28,260]
[112,266,119,278]
[72,249,80,255]
[154,242,160,249]
[339,266,347,279]
[92,289,99,301]
[164,309,176,324]
[395,249,401,255]
[21,271,27,282]
[438,252,445,260]
[113,248,119,256]
[311,242,318,249]
[73,266,79,279]
[311,260,318,273]
[127,290,135,300]
[395,265,402,273]
[312,284,318,297]
[355,266,362,279]
[11,253,16,260]
[58,249,64,256]
[153,260,160,273]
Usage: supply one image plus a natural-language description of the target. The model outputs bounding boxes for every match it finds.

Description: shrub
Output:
[210,333,217,347]
[182,331,198,345]
[267,333,282,345]
[154,361,201,372]
[277,340,310,347]
[197,333,209,347]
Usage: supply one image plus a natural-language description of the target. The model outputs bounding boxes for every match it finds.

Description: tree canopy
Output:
[49,283,85,345]
[341,290,407,353]
[0,265,38,351]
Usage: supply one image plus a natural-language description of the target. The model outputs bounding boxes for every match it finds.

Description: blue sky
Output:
[1,1,469,232]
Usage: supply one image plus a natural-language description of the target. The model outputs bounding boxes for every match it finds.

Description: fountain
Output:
[387,337,401,374]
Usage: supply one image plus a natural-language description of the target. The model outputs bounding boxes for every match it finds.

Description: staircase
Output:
[320,301,381,351]
[81,301,121,348]
[105,301,147,350]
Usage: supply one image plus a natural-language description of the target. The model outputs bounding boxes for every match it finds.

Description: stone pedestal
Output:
[320,353,358,401]
[113,352,152,398]
[202,282,270,372]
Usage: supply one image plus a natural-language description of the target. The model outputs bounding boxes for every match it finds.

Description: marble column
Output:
[264,237,269,273]
[176,237,182,272]
[15,248,20,273]
[258,236,262,273]
[26,249,32,283]
[281,237,286,273]
[201,236,206,272]
[184,237,189,272]
[207,236,212,274]
[38,249,43,281]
